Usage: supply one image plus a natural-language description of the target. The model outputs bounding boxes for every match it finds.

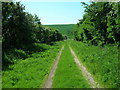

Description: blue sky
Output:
[21,2,89,25]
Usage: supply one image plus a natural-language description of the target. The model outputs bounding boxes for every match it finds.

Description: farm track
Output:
[43,46,64,88]
[43,45,100,88]
[69,47,100,88]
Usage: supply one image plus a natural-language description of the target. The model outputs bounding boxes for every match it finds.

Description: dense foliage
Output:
[75,2,120,46]
[2,2,64,68]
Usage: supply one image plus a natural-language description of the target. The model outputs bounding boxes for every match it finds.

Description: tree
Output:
[2,2,34,49]
[75,2,120,46]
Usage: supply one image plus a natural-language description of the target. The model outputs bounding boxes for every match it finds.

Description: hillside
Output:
[44,24,77,39]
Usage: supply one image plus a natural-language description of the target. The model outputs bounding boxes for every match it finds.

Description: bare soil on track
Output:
[69,47,100,88]
[43,46,64,88]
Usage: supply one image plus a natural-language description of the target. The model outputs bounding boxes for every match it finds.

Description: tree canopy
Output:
[2,2,64,50]
[75,2,120,46]
[2,2,64,67]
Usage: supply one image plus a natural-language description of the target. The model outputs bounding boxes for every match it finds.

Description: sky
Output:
[20,2,90,25]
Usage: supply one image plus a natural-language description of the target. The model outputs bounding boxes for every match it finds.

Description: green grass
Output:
[69,40,119,88]
[44,24,77,39]
[52,43,90,88]
[2,42,62,88]
[3,43,52,69]
[3,40,119,88]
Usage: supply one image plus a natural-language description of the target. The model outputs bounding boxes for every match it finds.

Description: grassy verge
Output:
[69,40,119,88]
[2,42,62,88]
[52,43,90,88]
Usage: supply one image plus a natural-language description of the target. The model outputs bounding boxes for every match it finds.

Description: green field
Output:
[44,24,77,39]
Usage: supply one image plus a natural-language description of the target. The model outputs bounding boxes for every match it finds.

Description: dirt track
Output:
[43,46,100,88]
[43,46,64,88]
[69,47,100,88]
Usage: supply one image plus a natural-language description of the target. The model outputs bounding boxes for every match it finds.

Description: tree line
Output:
[2,2,64,68]
[2,2,64,50]
[75,2,120,46]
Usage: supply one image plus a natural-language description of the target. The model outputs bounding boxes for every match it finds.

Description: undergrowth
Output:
[69,40,119,88]
[2,42,62,88]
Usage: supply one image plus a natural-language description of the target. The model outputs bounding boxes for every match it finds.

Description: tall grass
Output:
[3,43,51,70]
[69,40,119,88]
[2,42,62,88]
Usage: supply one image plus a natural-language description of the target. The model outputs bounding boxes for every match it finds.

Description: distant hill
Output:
[44,24,77,39]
